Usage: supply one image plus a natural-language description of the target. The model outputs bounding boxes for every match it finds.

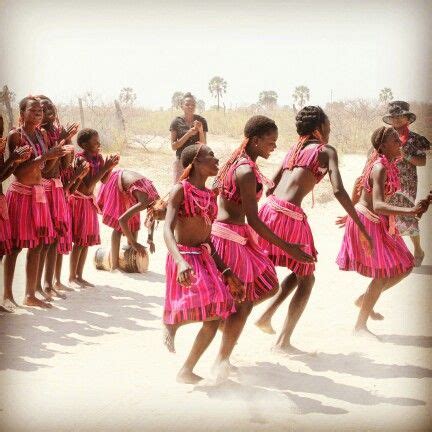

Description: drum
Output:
[94,246,149,273]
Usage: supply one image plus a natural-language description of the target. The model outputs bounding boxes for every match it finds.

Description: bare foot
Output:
[0,303,15,313]
[355,297,384,320]
[54,281,74,292]
[68,278,82,289]
[255,319,276,334]
[45,287,67,300]
[272,344,308,356]
[24,296,52,309]
[35,289,53,302]
[210,360,231,384]
[2,298,19,312]
[354,326,381,341]
[414,251,425,267]
[176,368,203,384]
[77,277,95,287]
[163,324,176,353]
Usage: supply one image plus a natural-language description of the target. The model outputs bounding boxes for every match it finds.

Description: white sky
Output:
[1,0,431,108]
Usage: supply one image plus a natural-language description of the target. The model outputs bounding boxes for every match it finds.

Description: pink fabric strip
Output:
[355,203,380,223]
[73,191,101,213]
[267,196,304,221]
[211,223,248,245]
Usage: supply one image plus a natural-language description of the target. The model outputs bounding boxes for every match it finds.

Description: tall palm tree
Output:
[292,85,310,110]
[258,90,278,110]
[208,76,227,111]
[171,91,184,110]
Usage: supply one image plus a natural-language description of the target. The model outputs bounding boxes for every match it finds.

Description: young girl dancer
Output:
[255,106,372,353]
[163,143,243,383]
[97,169,161,269]
[36,96,79,300]
[69,128,119,288]
[337,126,429,337]
[211,116,314,370]
[3,96,70,309]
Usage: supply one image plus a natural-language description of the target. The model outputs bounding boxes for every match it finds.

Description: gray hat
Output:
[383,101,416,125]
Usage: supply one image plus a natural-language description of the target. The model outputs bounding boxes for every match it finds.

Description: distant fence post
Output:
[3,85,14,131]
[114,100,126,134]
[78,98,85,128]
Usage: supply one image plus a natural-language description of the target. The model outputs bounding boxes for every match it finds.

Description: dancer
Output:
[382,101,430,266]
[170,92,207,183]
[3,96,70,309]
[211,116,314,370]
[69,128,119,288]
[97,169,162,270]
[163,143,243,383]
[35,96,79,300]
[337,126,429,338]
[255,106,372,353]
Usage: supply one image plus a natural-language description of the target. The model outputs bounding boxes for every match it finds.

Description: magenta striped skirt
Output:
[43,178,69,237]
[0,194,12,256]
[69,192,101,247]
[211,221,278,303]
[336,204,414,278]
[164,243,236,325]
[258,195,316,276]
[97,170,159,233]
[6,182,54,249]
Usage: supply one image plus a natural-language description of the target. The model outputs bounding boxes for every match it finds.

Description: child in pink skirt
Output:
[337,126,429,338]
[211,116,314,369]
[68,128,119,288]
[255,106,371,354]
[97,169,161,270]
[3,96,69,309]
[35,96,78,301]
[163,143,243,384]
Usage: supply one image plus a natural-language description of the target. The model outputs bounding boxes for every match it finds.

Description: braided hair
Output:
[178,143,204,181]
[214,115,277,186]
[286,106,328,170]
[356,126,397,194]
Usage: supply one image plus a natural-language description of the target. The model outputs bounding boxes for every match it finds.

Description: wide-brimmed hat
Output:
[383,101,416,125]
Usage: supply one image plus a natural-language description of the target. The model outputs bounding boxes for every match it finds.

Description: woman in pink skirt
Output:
[211,115,314,370]
[68,128,119,288]
[97,169,162,270]
[337,126,429,338]
[163,143,243,384]
[3,96,69,309]
[255,106,371,354]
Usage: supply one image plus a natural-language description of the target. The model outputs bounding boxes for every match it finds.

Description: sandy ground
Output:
[0,139,431,432]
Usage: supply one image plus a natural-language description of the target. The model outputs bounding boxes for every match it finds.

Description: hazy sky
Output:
[1,0,431,108]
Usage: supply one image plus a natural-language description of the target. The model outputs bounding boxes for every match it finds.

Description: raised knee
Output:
[297,274,315,288]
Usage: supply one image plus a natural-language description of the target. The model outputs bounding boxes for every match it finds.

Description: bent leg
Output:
[110,229,121,270]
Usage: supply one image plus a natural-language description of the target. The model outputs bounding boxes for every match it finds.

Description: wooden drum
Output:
[94,246,149,273]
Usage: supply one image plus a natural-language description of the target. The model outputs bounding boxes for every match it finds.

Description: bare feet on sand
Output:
[355,297,384,320]
[255,318,276,334]
[176,368,203,384]
[76,277,95,288]
[23,296,52,308]
[2,298,19,312]
[68,278,82,289]
[414,251,425,267]
[163,324,176,353]
[354,326,381,341]
[44,287,67,300]
[210,360,231,384]
[272,344,309,356]
[54,281,74,292]
[36,288,53,302]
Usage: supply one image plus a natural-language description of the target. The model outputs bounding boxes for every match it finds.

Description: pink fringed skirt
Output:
[337,204,414,278]
[69,192,100,247]
[258,195,317,276]
[57,197,72,254]
[43,178,69,237]
[211,221,278,303]
[6,182,54,249]
[164,243,235,325]
[0,194,12,256]
[97,170,159,233]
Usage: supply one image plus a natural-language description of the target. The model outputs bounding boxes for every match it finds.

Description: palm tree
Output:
[379,88,393,104]
[292,86,310,110]
[119,87,137,106]
[208,76,227,111]
[258,90,278,110]
[171,91,184,110]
